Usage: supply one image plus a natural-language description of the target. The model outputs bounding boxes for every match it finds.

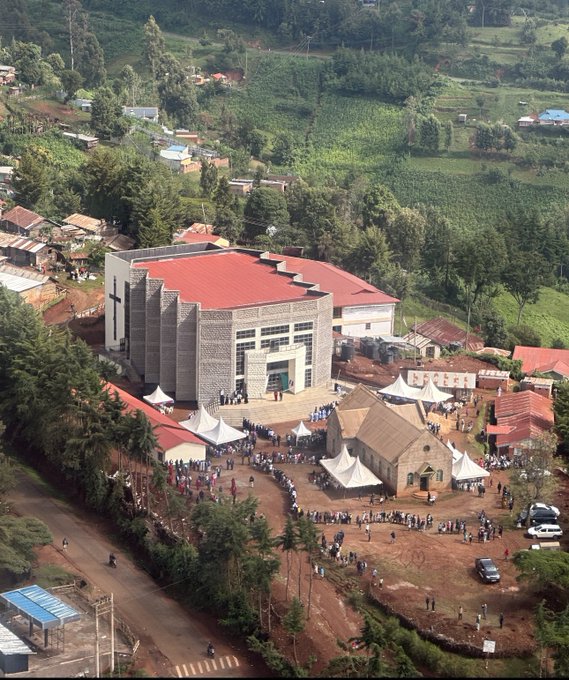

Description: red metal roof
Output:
[494,390,554,448]
[177,231,223,244]
[485,424,514,435]
[266,253,399,308]
[133,250,322,309]
[413,317,484,351]
[2,205,44,230]
[104,383,205,452]
[513,345,569,377]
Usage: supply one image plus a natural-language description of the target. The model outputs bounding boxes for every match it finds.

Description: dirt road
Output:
[9,469,262,678]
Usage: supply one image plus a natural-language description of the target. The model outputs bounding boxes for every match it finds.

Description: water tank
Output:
[341,343,355,361]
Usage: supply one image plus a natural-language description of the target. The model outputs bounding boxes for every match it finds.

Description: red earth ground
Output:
[46,300,554,675]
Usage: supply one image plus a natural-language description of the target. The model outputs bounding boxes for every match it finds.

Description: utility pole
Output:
[306,36,313,59]
[93,595,115,677]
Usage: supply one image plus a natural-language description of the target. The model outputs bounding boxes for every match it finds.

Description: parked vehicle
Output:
[518,503,560,526]
[475,557,501,583]
[527,524,563,540]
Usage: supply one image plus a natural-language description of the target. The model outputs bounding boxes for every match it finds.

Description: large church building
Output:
[104,243,398,405]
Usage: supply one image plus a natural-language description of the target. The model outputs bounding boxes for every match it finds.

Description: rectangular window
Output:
[305,368,312,388]
[365,323,372,330]
[261,324,290,337]
[236,341,255,375]
[294,321,313,332]
[261,336,290,350]
[333,307,342,318]
[236,329,255,340]
[294,333,313,364]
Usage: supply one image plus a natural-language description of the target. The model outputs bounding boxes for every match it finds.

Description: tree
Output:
[10,41,43,85]
[277,516,298,602]
[509,432,558,507]
[12,147,50,211]
[555,381,569,455]
[283,597,305,665]
[243,187,290,242]
[502,250,548,324]
[552,36,569,59]
[272,133,295,166]
[156,53,199,128]
[362,184,400,230]
[200,160,218,198]
[0,516,52,578]
[143,16,166,76]
[120,64,141,107]
[384,207,426,271]
[91,87,129,140]
[347,226,392,283]
[444,120,454,152]
[60,69,83,101]
[418,114,441,152]
[454,226,506,307]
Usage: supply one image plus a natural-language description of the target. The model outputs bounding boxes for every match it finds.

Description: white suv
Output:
[527,524,563,540]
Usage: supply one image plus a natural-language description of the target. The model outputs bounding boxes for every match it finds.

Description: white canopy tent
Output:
[319,445,354,477]
[143,385,174,405]
[452,451,490,481]
[179,405,219,434]
[446,440,464,464]
[292,421,312,439]
[415,378,453,404]
[198,416,247,446]
[335,456,383,488]
[378,374,422,400]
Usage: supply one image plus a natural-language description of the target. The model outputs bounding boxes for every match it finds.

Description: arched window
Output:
[436,469,444,482]
[407,472,414,486]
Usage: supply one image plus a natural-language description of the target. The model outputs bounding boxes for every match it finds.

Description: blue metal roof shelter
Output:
[0,585,80,647]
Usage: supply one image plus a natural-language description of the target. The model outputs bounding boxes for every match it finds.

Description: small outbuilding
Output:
[0,622,35,674]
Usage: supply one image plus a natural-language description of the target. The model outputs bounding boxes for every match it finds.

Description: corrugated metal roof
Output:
[412,317,484,351]
[478,369,510,378]
[0,622,35,656]
[64,213,102,232]
[2,206,44,230]
[132,250,325,309]
[0,585,80,629]
[266,253,399,308]
[0,270,45,292]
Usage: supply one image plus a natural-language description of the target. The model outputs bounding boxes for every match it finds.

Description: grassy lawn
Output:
[493,286,569,346]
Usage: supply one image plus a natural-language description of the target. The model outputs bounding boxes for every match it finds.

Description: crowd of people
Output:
[308,401,339,422]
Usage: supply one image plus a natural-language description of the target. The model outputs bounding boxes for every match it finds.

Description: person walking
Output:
[499,612,504,629]
[378,577,384,589]
[62,537,69,551]
[368,529,372,542]
[504,547,510,561]
[497,481,502,494]
[249,475,255,488]
[476,613,481,631]
[390,530,396,543]
[481,603,488,620]
[425,595,430,610]
[458,605,463,621]
[431,597,436,612]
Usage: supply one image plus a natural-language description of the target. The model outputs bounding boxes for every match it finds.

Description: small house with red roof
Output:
[403,317,484,359]
[105,382,206,462]
[1,205,49,238]
[512,345,569,380]
[491,390,554,457]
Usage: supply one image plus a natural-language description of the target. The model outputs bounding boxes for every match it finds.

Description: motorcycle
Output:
[207,644,215,659]
[109,553,117,568]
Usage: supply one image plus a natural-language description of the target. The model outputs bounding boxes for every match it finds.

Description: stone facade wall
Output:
[144,278,163,384]
[396,433,453,497]
[128,270,147,375]
[176,302,198,401]
[244,350,269,398]
[160,291,178,393]
[197,309,234,404]
[312,295,333,387]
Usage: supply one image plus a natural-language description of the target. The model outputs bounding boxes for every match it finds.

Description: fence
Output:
[50,581,140,657]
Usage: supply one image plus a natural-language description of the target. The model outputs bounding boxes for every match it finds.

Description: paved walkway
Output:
[217,380,356,426]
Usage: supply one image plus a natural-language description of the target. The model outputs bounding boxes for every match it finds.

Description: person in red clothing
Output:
[504,547,510,560]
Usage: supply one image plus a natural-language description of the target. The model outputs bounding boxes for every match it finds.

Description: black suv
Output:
[518,503,560,527]
[475,557,501,583]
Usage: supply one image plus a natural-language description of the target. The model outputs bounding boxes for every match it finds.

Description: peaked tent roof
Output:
[335,456,383,488]
[143,385,174,405]
[452,451,489,481]
[379,374,422,400]
[415,377,453,403]
[179,405,219,434]
[292,421,312,438]
[446,440,464,463]
[319,445,354,477]
[198,416,247,445]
